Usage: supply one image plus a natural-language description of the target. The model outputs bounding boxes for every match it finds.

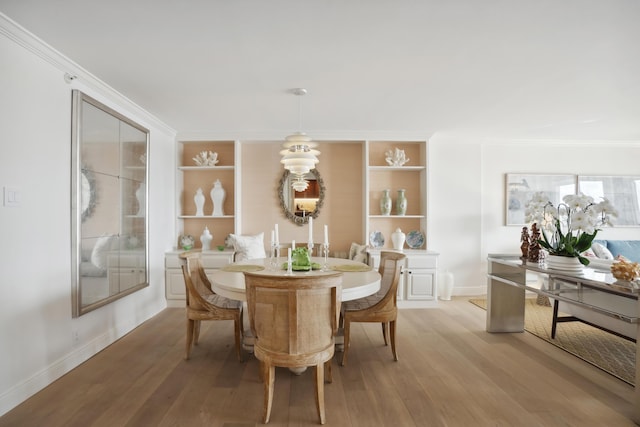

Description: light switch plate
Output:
[3,186,20,207]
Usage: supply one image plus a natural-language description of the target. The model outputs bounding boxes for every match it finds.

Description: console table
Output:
[486,254,639,421]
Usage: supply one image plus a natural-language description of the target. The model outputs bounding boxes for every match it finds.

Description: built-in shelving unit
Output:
[365,140,427,250]
[175,140,237,249]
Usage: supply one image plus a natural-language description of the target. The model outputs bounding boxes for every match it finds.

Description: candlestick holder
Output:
[286,257,293,275]
[270,242,278,270]
[322,243,330,271]
[308,242,315,256]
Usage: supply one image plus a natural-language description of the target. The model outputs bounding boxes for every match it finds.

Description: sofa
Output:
[552,240,640,341]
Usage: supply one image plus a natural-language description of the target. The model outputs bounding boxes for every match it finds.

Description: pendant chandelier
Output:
[280,88,320,181]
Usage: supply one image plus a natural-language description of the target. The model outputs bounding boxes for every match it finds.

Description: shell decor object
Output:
[385,147,409,166]
[193,150,219,166]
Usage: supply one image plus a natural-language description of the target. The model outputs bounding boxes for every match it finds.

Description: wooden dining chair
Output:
[243,271,343,424]
[340,251,406,366]
[179,252,244,362]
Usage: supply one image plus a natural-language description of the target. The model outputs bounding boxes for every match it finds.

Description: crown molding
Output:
[0,13,175,137]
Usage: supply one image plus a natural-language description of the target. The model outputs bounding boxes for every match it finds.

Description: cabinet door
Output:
[405,269,436,300]
[166,269,186,300]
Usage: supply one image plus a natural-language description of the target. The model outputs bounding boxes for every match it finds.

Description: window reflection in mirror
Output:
[279,169,325,225]
[71,90,149,317]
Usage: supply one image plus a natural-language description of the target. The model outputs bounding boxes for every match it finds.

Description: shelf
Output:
[369,215,425,219]
[179,215,234,219]
[368,166,425,171]
[178,166,235,171]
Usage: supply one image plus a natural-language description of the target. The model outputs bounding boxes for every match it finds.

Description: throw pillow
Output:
[591,242,614,260]
[349,242,368,264]
[91,234,115,269]
[230,232,266,261]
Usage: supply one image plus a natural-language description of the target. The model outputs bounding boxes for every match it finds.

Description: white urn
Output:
[210,179,226,216]
[194,187,205,216]
[391,228,406,251]
[200,226,212,251]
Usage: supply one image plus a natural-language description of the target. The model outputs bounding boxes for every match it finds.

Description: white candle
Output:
[287,247,292,264]
[324,225,329,245]
[308,217,313,245]
[292,239,295,251]
[274,224,279,244]
[271,229,275,245]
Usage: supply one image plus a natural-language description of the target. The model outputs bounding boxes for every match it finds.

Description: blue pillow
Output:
[605,240,640,263]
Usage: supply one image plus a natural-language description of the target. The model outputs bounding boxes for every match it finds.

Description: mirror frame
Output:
[278,168,325,225]
[71,90,149,317]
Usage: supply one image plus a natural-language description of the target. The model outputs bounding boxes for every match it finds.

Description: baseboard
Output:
[0,305,163,417]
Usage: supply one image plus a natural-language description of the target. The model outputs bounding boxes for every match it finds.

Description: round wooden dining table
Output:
[209,257,381,302]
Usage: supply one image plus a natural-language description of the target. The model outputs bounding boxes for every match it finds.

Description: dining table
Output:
[209,256,381,302]
[209,256,381,357]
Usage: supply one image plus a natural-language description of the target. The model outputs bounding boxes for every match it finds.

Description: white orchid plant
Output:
[524,192,618,266]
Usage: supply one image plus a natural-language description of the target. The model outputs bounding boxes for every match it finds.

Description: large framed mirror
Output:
[71,90,149,317]
[278,169,325,225]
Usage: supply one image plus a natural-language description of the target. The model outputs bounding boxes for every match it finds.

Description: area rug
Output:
[470,298,635,385]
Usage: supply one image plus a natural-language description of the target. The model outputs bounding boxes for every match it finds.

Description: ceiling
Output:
[1,0,639,140]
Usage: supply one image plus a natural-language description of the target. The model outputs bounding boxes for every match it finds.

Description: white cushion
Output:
[591,242,614,260]
[91,235,115,269]
[349,242,368,263]
[230,232,266,261]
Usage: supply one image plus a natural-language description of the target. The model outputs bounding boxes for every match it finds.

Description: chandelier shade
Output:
[280,132,320,177]
[280,89,320,177]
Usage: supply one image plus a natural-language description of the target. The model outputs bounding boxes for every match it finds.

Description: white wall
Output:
[0,27,176,415]
[430,135,640,296]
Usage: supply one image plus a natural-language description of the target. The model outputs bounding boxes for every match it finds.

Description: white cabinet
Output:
[164,250,234,306]
[368,249,439,308]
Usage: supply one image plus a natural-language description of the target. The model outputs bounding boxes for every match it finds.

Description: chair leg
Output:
[324,359,332,383]
[341,318,351,366]
[185,318,195,360]
[390,319,398,361]
[315,363,326,424]
[193,320,201,345]
[381,322,388,346]
[233,315,243,362]
[263,363,275,423]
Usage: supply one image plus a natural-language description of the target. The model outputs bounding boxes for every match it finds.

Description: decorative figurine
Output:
[520,226,529,259]
[528,223,541,262]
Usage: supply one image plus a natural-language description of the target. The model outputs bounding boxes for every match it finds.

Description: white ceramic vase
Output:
[545,254,584,273]
[391,228,406,250]
[211,179,225,216]
[439,270,454,300]
[200,226,212,251]
[194,188,205,216]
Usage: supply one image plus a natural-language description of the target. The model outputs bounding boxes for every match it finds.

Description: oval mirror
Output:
[278,169,325,225]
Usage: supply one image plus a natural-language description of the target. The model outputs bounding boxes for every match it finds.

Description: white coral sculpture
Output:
[385,147,409,166]
[193,151,219,166]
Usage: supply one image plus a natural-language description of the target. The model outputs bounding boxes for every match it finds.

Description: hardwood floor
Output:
[1,297,636,426]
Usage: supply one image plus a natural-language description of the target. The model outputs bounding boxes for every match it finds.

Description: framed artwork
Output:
[505,174,577,225]
[578,175,640,226]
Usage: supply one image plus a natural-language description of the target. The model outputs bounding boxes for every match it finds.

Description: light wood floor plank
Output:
[0,298,636,426]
